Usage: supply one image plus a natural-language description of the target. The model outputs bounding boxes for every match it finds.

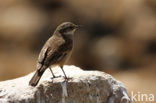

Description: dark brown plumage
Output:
[29,22,78,86]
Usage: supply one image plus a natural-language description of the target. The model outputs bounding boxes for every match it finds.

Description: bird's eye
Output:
[69,27,74,29]
[59,26,74,33]
[65,27,74,31]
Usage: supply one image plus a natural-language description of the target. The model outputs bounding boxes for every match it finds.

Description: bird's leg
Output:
[60,66,68,80]
[49,67,56,78]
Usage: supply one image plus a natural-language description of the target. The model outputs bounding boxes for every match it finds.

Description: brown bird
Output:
[29,22,79,86]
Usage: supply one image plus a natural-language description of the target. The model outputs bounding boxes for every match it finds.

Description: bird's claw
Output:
[51,75,61,79]
[64,76,72,81]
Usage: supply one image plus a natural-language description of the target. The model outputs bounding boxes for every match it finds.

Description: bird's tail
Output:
[29,66,46,86]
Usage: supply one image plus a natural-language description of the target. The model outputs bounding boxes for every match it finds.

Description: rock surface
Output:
[0,65,132,103]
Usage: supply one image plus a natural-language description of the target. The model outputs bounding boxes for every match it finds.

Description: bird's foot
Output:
[63,76,72,81]
[51,75,61,79]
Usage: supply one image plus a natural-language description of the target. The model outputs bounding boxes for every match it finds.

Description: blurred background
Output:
[0,0,156,102]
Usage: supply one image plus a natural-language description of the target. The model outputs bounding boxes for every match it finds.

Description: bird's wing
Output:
[37,46,49,65]
[37,36,65,67]
[45,36,66,65]
[36,46,50,72]
[44,36,73,66]
[37,35,73,71]
[44,43,67,66]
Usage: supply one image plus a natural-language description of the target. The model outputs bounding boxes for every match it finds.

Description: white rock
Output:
[0,65,132,103]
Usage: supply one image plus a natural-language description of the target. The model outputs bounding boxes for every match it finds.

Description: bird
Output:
[29,22,79,86]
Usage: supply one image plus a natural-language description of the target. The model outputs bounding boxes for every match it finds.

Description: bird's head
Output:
[55,22,79,36]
